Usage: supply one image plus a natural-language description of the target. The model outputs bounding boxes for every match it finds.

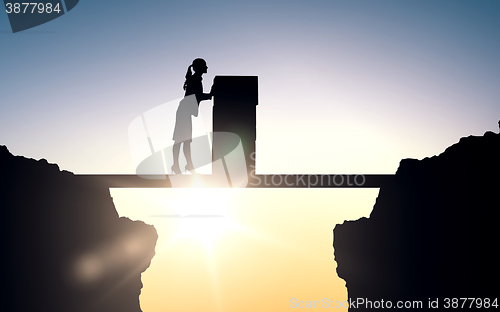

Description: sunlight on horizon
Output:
[110,188,379,312]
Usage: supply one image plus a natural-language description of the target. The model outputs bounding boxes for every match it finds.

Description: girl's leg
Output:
[172,142,181,174]
[183,141,195,173]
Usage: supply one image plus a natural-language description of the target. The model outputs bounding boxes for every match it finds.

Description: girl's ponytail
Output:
[183,65,193,90]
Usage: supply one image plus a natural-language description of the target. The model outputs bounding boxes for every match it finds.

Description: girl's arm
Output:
[200,93,212,101]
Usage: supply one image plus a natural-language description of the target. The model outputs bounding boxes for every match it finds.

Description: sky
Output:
[2,0,499,174]
[1,1,500,311]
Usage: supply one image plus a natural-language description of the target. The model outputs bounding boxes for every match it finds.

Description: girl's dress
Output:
[172,76,202,143]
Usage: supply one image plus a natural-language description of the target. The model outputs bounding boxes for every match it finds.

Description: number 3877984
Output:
[5,3,62,14]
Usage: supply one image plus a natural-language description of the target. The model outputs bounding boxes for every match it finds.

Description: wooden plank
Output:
[75,174,394,188]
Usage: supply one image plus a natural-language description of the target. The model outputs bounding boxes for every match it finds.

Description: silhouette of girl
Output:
[171,58,212,174]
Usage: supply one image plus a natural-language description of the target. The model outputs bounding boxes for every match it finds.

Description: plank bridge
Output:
[76,174,394,188]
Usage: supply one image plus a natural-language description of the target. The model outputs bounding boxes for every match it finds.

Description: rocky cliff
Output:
[334,130,500,310]
[0,145,157,312]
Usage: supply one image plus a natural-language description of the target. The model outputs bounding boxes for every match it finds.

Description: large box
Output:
[211,76,258,175]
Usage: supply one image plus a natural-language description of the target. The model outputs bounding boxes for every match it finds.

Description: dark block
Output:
[211,76,258,176]
[211,76,258,107]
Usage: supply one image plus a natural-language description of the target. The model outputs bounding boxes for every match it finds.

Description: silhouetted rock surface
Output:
[0,145,157,312]
[334,131,500,310]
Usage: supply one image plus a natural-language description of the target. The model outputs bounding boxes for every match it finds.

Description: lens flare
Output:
[168,187,242,249]
[74,253,104,283]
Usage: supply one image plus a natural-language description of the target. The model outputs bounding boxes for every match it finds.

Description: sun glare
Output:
[164,183,244,249]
